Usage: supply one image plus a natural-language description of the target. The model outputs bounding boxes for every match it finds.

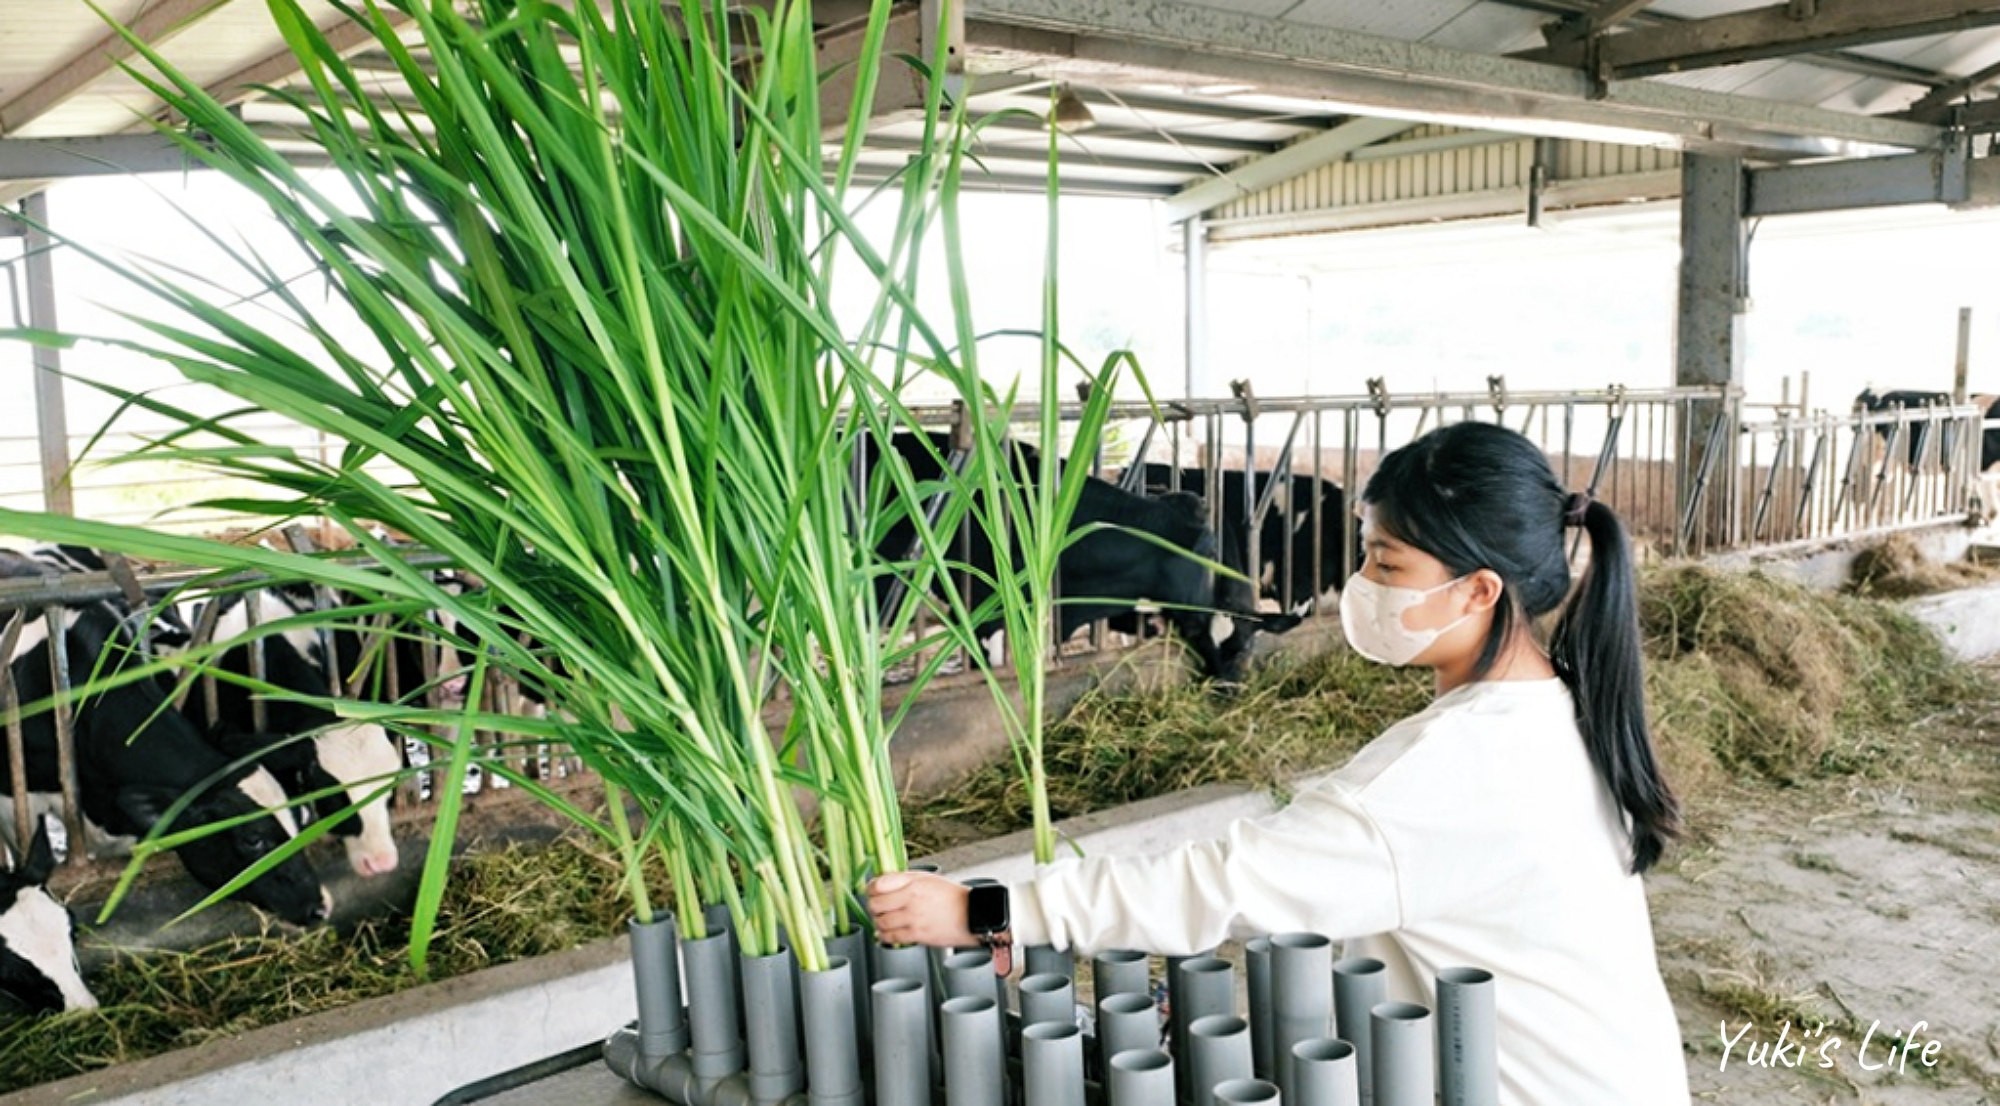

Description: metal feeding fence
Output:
[4,383,1990,867]
[0,536,590,872]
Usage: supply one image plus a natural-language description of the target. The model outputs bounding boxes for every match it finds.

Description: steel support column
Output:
[22,193,73,516]
[1675,154,1746,550]
[1184,216,1207,399]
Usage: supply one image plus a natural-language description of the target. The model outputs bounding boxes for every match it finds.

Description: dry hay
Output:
[1640,564,1984,794]
[1846,532,2000,599]
[0,832,649,1094]
[913,565,1992,853]
[903,648,1433,854]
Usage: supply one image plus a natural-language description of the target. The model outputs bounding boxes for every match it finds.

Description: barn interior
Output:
[4,2,2000,1103]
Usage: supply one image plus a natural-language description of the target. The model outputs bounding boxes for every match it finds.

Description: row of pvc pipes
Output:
[604,909,1498,1106]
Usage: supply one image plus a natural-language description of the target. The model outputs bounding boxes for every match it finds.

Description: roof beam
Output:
[1944,96,2000,130]
[963,0,1942,159]
[844,166,1178,198]
[198,10,393,110]
[1542,0,1662,46]
[1497,0,1949,87]
[1527,0,2000,81]
[1901,57,2000,122]
[0,134,208,179]
[1075,88,1338,126]
[973,113,1281,155]
[1163,116,1414,222]
[0,0,226,135]
[1745,142,1971,215]
[861,135,1200,177]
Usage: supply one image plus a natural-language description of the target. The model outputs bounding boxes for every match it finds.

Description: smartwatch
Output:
[966,883,1013,976]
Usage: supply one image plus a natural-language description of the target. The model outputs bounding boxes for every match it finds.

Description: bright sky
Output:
[9,168,2000,520]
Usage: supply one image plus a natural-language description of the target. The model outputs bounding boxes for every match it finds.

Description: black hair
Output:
[1362,421,1680,873]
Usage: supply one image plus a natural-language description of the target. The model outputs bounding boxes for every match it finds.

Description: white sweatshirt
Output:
[1009,676,1690,1106]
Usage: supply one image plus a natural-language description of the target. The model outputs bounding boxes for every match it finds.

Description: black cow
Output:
[0,819,96,1015]
[169,589,403,878]
[1855,389,2000,470]
[1136,464,1355,618]
[0,564,329,926]
[868,432,1278,681]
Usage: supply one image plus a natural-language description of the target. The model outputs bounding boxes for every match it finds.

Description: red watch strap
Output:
[981,930,1013,976]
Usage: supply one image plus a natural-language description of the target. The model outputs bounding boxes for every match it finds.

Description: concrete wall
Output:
[1,938,638,1106]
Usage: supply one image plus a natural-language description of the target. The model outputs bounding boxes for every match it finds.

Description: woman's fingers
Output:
[866,871,976,948]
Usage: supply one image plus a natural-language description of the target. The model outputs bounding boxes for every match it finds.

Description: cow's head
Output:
[0,820,96,1015]
[309,724,402,878]
[114,770,331,928]
[1193,574,1305,684]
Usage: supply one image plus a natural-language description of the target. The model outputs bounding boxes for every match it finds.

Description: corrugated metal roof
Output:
[2,0,1997,208]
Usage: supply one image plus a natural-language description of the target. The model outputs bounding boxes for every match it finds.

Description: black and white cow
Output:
[868,432,1279,681]
[1136,464,1356,618]
[0,565,330,926]
[1855,389,2000,470]
[0,819,95,1015]
[169,589,403,878]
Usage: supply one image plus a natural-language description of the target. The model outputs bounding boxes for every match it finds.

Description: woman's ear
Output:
[1462,568,1506,613]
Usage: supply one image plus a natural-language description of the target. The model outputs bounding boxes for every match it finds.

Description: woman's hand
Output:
[867,871,978,948]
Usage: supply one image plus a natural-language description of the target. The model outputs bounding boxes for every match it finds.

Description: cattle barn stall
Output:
[4,6,2000,837]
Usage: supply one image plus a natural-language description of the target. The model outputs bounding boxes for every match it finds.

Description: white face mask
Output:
[1339,573,1473,666]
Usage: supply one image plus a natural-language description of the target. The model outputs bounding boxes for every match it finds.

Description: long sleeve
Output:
[1007,777,1402,956]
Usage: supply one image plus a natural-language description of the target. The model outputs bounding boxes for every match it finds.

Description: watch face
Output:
[967,883,1009,935]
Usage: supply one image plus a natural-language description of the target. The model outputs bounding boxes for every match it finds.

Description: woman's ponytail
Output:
[1549,499,1680,873]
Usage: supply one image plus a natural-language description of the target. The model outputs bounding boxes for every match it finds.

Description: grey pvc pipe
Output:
[940,995,1005,1106]
[1107,1049,1176,1106]
[1369,1003,1434,1106]
[705,903,745,1038]
[1270,934,1332,1103]
[1332,958,1386,1105]
[871,941,936,1067]
[1245,938,1273,1081]
[742,947,806,1106]
[1097,992,1163,1066]
[1165,954,1192,1102]
[1019,972,1076,1028]
[871,978,932,1106]
[1175,956,1234,1103]
[684,930,748,1080]
[629,915,691,1061]
[1022,1021,1085,1106]
[942,949,1001,1007]
[605,1025,798,1106]
[1213,1079,1282,1106]
[1025,944,1074,983]
[1289,1039,1360,1106]
[1436,968,1497,1106]
[1093,949,1150,1001]
[826,929,872,1050]
[1190,1015,1254,1106]
[800,958,861,1106]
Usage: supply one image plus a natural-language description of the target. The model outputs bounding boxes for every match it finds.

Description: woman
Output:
[868,421,1691,1105]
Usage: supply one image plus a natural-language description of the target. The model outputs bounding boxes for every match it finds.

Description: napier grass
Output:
[3,565,1990,1091]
